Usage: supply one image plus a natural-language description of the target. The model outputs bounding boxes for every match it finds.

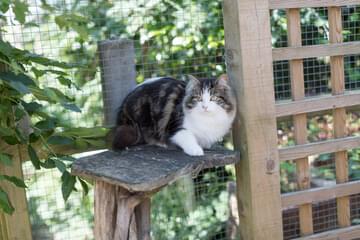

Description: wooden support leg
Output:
[135,198,151,240]
[94,181,152,240]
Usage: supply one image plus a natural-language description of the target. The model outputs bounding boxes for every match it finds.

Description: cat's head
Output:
[183,74,236,115]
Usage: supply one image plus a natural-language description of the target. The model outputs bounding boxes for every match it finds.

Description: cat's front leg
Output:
[170,129,204,156]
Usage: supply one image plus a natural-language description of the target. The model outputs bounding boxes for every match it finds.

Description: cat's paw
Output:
[184,145,204,156]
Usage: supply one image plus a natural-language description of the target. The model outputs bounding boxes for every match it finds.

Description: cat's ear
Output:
[187,75,200,85]
[216,74,229,87]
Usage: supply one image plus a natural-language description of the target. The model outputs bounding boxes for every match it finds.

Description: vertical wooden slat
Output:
[0,148,32,240]
[328,6,351,227]
[287,9,314,235]
[223,0,283,239]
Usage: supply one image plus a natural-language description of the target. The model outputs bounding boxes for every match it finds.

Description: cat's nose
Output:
[202,105,208,111]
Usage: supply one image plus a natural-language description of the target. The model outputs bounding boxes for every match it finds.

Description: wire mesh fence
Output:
[2,0,360,239]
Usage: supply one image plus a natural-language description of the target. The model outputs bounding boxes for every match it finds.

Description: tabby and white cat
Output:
[112,74,236,156]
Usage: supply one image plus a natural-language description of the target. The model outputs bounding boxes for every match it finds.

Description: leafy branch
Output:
[0,0,107,215]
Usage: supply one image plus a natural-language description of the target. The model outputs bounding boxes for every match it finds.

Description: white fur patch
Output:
[170,129,204,156]
[183,88,235,149]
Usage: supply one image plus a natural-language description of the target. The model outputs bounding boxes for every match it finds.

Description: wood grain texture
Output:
[223,0,283,239]
[135,198,151,240]
[0,147,32,240]
[329,6,351,228]
[94,181,147,240]
[72,145,238,192]
[0,32,32,239]
[269,0,360,9]
[279,135,360,161]
[287,8,313,236]
[293,224,360,240]
[98,39,137,126]
[272,41,360,61]
[275,91,360,117]
[281,180,360,208]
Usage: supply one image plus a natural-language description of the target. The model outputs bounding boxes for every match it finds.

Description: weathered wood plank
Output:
[98,39,137,126]
[223,0,283,239]
[0,148,32,240]
[281,180,360,208]
[72,145,238,192]
[272,41,360,61]
[269,0,360,9]
[279,136,360,161]
[287,8,313,236]
[329,6,351,228]
[293,224,360,240]
[275,91,360,117]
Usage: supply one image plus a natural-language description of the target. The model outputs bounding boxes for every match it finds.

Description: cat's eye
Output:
[210,96,218,101]
[192,96,201,101]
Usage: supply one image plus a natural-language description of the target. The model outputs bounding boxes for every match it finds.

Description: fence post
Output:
[0,34,32,239]
[98,39,151,239]
[223,0,283,239]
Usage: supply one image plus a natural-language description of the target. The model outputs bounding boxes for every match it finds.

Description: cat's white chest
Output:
[183,110,234,148]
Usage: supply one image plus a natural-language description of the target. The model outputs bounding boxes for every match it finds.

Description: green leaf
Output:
[55,16,68,29]
[57,76,72,88]
[74,139,88,149]
[0,0,10,13]
[61,171,76,201]
[40,158,55,169]
[1,175,27,188]
[0,187,14,215]
[22,101,43,114]
[53,158,67,173]
[47,135,73,145]
[62,103,81,113]
[0,127,13,137]
[0,40,13,56]
[13,0,28,24]
[78,177,89,195]
[28,145,40,169]
[85,139,106,148]
[0,72,35,94]
[14,105,26,121]
[2,136,20,145]
[62,127,109,138]
[35,118,56,131]
[0,153,12,166]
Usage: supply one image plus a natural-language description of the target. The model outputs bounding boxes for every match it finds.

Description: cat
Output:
[112,74,236,156]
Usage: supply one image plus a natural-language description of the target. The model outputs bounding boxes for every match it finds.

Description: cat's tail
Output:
[111,125,139,150]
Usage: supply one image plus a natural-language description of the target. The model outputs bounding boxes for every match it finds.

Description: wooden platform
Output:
[71,145,239,192]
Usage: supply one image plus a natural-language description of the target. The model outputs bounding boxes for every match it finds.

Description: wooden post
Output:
[98,39,137,126]
[328,6,351,227]
[0,33,32,240]
[97,39,151,239]
[223,0,283,239]
[287,9,314,235]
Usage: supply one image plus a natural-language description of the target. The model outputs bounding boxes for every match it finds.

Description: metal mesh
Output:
[312,199,338,234]
[23,161,94,240]
[345,55,360,91]
[350,193,360,225]
[2,1,360,239]
[282,207,300,240]
[301,8,329,46]
[151,166,236,240]
[3,1,233,239]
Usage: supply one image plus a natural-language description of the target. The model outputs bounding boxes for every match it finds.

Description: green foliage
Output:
[0,1,108,215]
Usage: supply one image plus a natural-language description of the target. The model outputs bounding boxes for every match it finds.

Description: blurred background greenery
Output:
[1,0,360,239]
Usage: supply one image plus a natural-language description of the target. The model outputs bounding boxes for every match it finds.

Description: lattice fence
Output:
[223,0,360,239]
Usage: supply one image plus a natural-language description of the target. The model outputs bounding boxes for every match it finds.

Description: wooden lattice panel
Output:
[223,0,360,239]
